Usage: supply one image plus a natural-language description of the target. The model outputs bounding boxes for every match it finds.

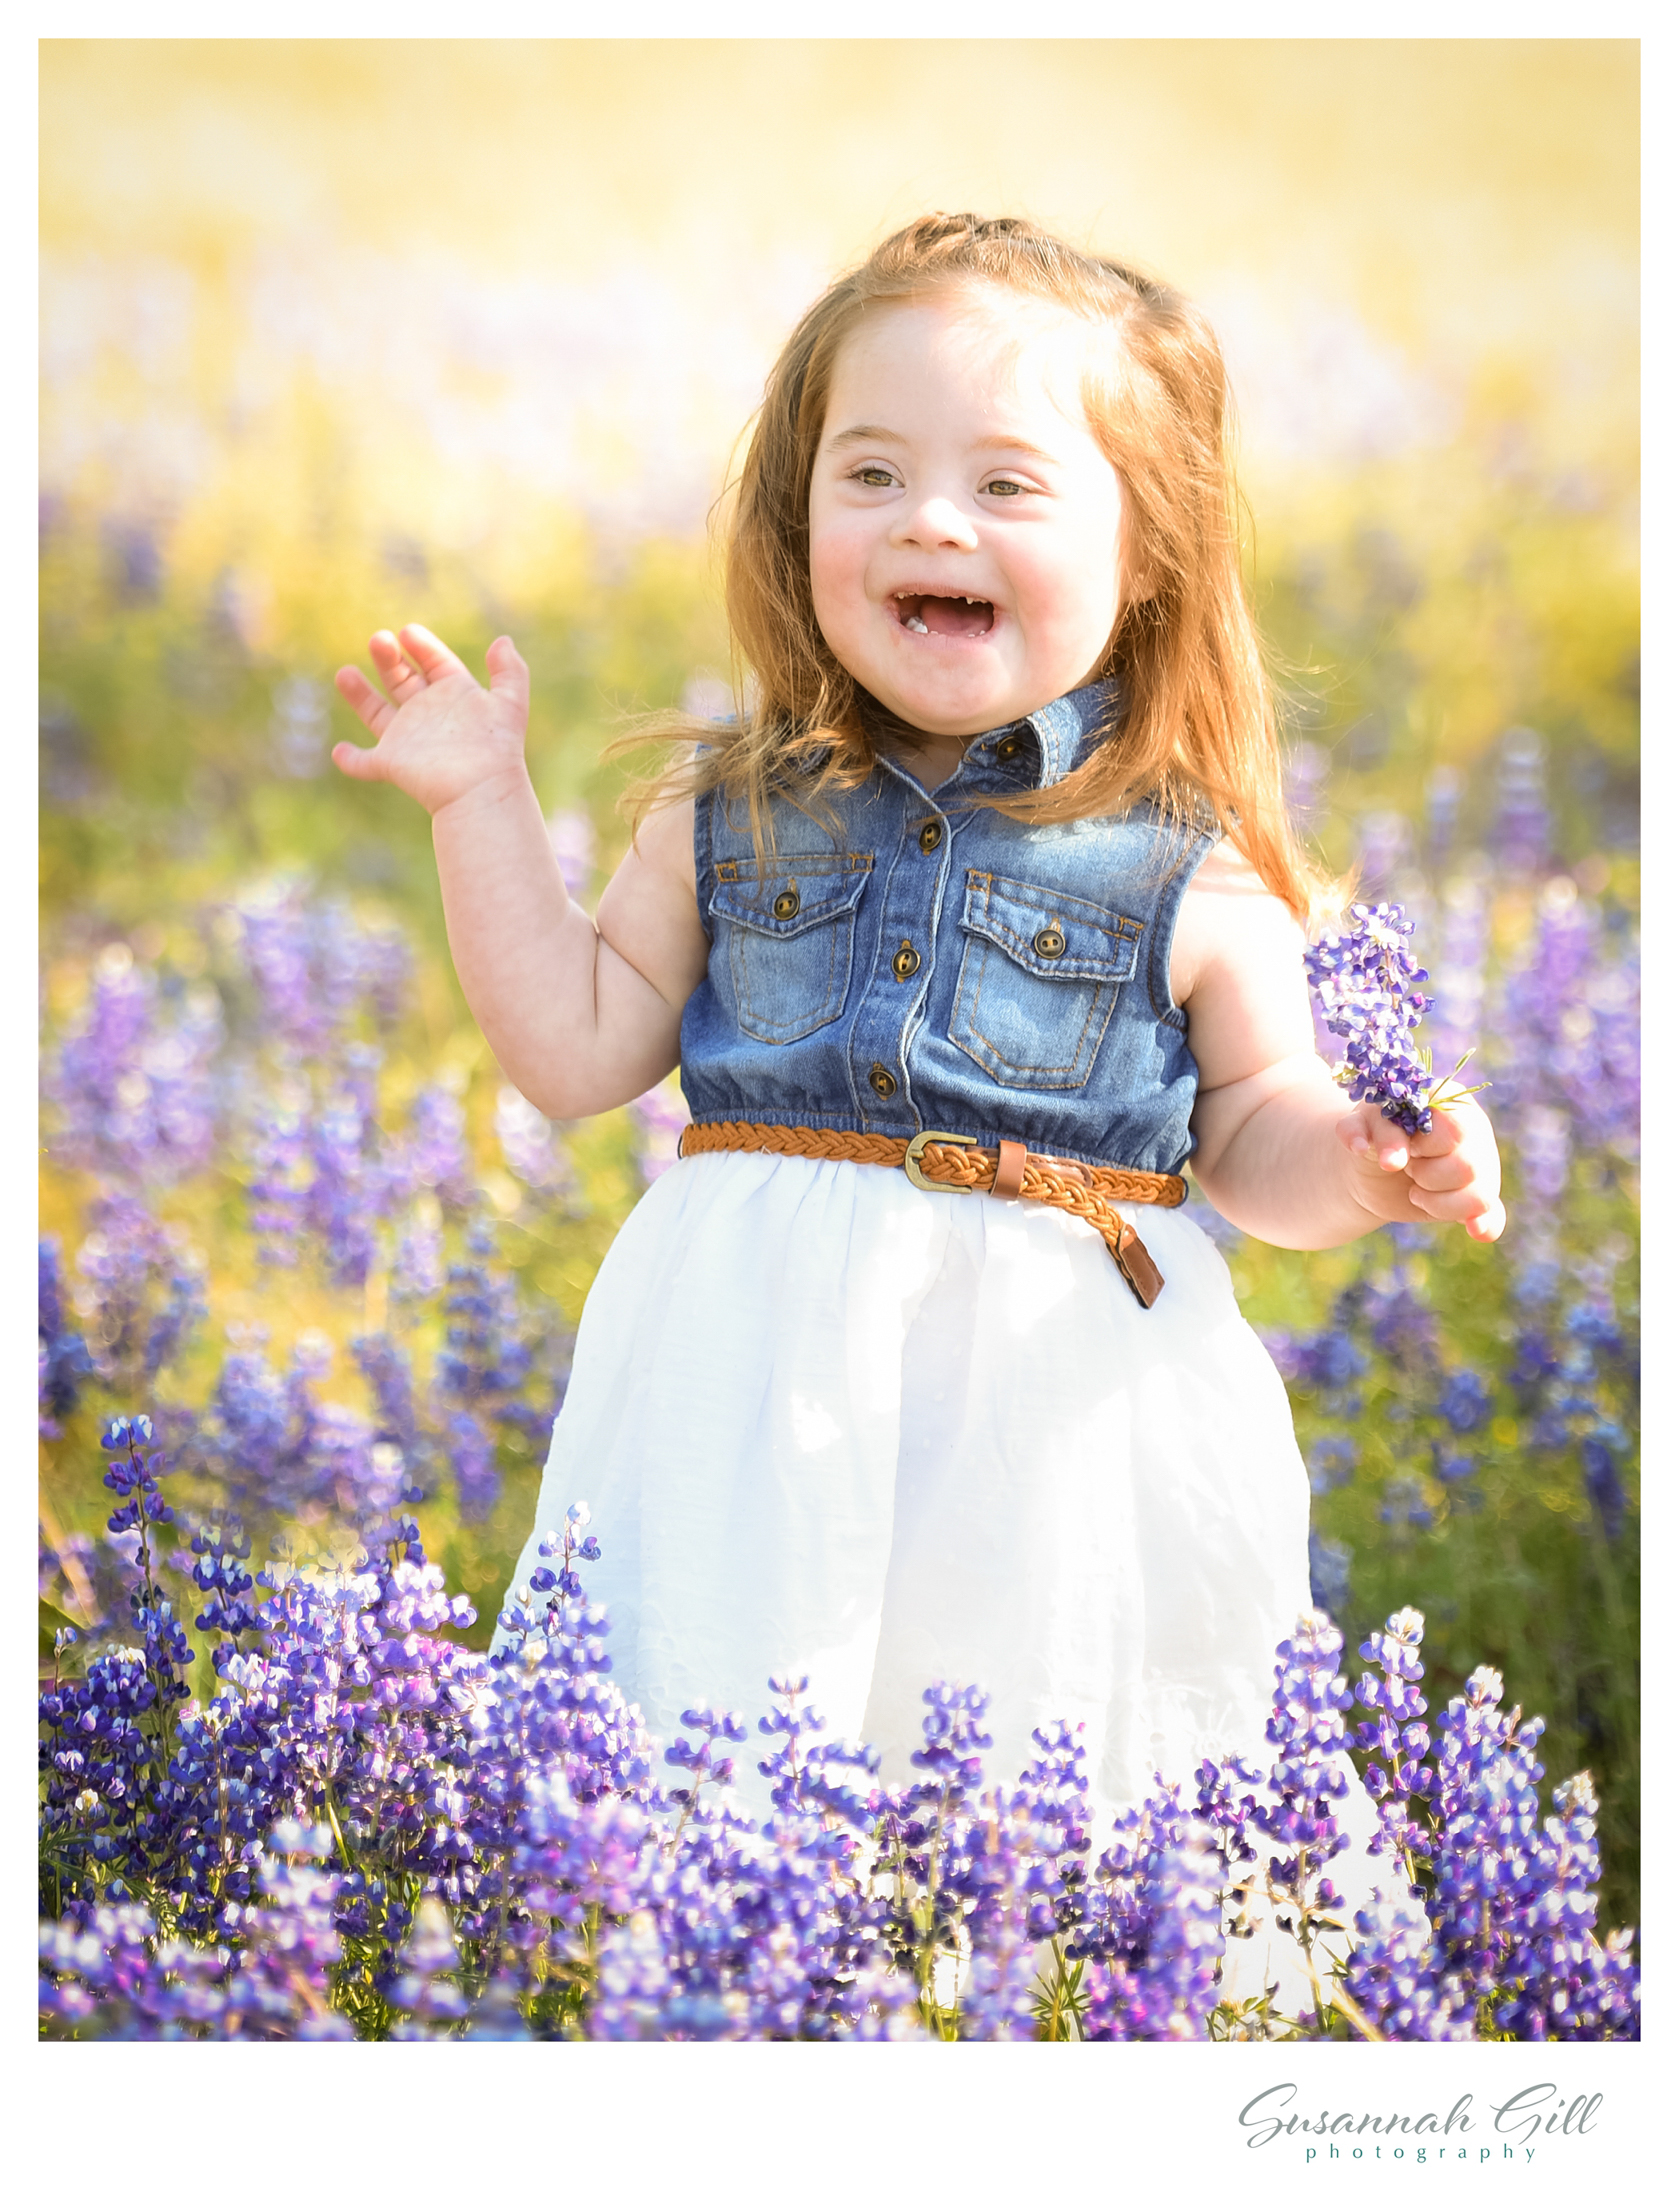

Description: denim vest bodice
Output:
[680,681,1216,1176]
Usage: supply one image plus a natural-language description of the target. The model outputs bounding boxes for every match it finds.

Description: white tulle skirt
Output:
[502,1149,1326,1834]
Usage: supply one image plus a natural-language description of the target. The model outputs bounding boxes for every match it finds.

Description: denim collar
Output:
[815,678,1123,802]
[945,677,1121,793]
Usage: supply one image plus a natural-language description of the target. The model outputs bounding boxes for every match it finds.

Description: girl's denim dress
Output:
[681,679,1216,1176]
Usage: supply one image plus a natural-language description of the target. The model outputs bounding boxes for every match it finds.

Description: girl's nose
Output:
[890,494,979,552]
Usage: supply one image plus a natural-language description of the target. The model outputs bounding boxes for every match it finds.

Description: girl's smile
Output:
[889,589,995,639]
[807,289,1130,752]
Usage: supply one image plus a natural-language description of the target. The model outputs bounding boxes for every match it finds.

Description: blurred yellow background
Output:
[42,38,1637,585]
[40,37,1639,909]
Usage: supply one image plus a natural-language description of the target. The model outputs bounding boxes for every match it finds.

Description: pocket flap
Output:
[960,871,1143,980]
[711,854,872,939]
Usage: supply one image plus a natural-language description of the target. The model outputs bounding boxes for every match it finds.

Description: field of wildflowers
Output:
[38,37,1637,2034]
[38,490,1639,2037]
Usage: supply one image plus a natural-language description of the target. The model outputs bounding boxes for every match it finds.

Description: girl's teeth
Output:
[904,614,929,634]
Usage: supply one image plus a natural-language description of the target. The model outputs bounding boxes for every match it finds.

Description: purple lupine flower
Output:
[1305,1436,1355,1492]
[39,1900,193,2039]
[230,882,411,1058]
[218,1822,355,2039]
[949,1825,1045,2040]
[1425,874,1488,1083]
[44,945,223,1187]
[1495,882,1639,1168]
[589,1911,673,2040]
[352,1330,423,1475]
[1082,1784,1221,2040]
[1500,1771,1639,2039]
[244,1082,312,1266]
[1580,1425,1629,1538]
[189,1519,258,1671]
[304,1049,395,1288]
[1305,902,1438,1134]
[666,1701,750,1817]
[39,1237,94,1436]
[1354,1608,1435,1876]
[71,1195,206,1390]
[390,1200,445,1302]
[494,1084,580,1204]
[1358,1262,1441,1375]
[1428,1665,1548,2009]
[389,1896,469,2034]
[1493,727,1550,876]
[405,1083,478,1212]
[1437,1367,1492,1433]
[443,1411,499,1522]
[1117,1821,1227,2040]
[1250,1612,1353,1946]
[1343,1877,1474,2041]
[1307,1531,1352,1617]
[182,1335,403,1531]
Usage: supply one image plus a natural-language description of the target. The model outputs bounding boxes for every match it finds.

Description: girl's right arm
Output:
[333,625,710,1119]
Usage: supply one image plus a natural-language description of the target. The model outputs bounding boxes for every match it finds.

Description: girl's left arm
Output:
[1175,849,1505,1252]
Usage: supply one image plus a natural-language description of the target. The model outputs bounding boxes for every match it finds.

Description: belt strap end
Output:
[1114,1223,1165,1309]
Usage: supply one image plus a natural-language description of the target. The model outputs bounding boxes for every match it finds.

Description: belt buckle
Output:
[903,1129,977,1192]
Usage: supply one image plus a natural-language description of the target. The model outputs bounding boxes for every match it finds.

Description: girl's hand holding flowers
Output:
[1336,1084,1505,1243]
[1308,901,1505,1244]
[332,625,532,819]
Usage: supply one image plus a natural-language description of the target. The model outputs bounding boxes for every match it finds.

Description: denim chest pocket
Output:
[710,853,873,1043]
[949,870,1144,1090]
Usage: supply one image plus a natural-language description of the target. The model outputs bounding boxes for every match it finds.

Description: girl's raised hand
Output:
[1335,1083,1506,1244]
[332,626,531,818]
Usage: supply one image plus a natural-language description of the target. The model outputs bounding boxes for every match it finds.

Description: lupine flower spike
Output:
[1305,901,1486,1135]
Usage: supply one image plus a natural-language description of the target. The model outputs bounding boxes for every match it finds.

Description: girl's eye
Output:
[983,480,1026,498]
[853,467,897,489]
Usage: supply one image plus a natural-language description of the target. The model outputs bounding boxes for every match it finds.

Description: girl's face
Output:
[808,289,1129,743]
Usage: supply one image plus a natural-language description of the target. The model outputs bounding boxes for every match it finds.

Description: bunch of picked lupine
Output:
[1304,900,1450,1135]
[38,1419,1639,2043]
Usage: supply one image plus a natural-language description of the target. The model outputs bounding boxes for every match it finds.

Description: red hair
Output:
[624,212,1324,918]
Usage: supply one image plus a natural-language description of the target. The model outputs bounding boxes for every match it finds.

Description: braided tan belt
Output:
[676,1119,1186,1308]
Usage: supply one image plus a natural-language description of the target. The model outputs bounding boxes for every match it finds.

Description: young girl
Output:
[333,214,1503,1830]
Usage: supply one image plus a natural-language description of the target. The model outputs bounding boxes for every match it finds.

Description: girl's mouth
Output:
[891,591,996,639]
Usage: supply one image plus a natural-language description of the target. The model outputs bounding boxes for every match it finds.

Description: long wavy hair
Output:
[620,212,1324,918]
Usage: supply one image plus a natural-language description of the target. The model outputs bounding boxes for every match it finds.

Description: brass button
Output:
[868,1064,897,1099]
[1034,924,1067,959]
[997,736,1023,761]
[891,940,921,982]
[918,819,943,854]
[771,885,801,920]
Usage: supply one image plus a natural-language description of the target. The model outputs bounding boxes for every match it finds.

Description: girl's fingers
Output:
[1406,1151,1475,1194]
[330,738,388,783]
[399,624,471,682]
[368,629,429,703]
[1408,1180,1505,1234]
[1401,1120,1460,1159]
[486,635,530,718]
[333,664,395,738]
[1337,1104,1411,1172]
